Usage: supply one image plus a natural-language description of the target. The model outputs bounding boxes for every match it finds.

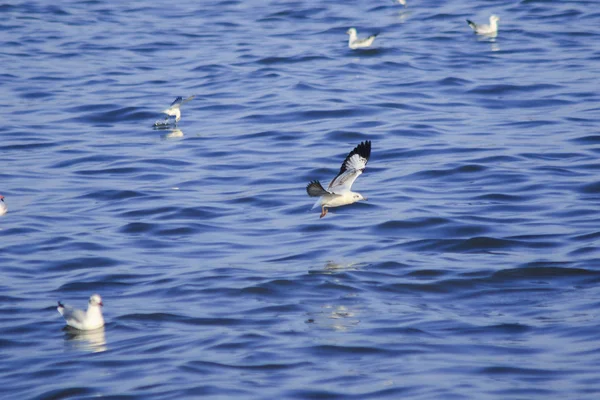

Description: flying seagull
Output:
[57,294,105,331]
[160,95,195,124]
[0,195,6,216]
[306,140,371,218]
[466,15,500,35]
[346,28,379,49]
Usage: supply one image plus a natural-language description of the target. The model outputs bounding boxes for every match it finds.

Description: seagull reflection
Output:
[163,128,184,139]
[306,304,360,332]
[310,260,363,275]
[63,326,107,353]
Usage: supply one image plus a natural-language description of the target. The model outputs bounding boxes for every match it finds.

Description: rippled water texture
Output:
[2,0,600,398]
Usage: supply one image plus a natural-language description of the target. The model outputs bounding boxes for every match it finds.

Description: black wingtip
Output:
[357,140,372,161]
[58,301,64,308]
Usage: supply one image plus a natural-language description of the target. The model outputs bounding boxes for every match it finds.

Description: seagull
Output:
[306,140,371,218]
[57,294,105,331]
[346,28,379,50]
[0,195,6,216]
[467,15,500,35]
[160,95,195,124]
[395,0,407,6]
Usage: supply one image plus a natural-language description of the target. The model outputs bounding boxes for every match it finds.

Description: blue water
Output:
[2,0,600,398]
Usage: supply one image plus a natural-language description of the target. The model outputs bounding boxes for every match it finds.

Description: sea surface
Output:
[2,0,600,398]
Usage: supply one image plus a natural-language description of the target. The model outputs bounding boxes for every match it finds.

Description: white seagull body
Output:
[346,28,379,49]
[161,95,195,124]
[57,294,105,331]
[467,15,500,35]
[0,195,7,216]
[306,140,371,218]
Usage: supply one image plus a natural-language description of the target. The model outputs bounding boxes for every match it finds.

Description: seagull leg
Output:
[320,207,328,218]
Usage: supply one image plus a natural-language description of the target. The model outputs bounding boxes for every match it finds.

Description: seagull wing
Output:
[179,95,196,106]
[466,20,478,31]
[306,180,331,197]
[169,96,184,108]
[58,303,86,328]
[328,140,371,194]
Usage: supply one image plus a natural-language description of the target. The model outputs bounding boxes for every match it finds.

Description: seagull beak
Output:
[363,196,368,201]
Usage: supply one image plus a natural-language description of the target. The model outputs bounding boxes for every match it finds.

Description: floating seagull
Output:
[395,0,407,6]
[57,294,105,331]
[0,195,6,216]
[346,28,379,50]
[306,140,371,218]
[467,15,500,35]
[158,95,195,125]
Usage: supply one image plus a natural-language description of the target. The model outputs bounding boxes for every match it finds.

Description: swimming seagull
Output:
[467,15,500,35]
[160,95,195,124]
[306,140,371,218]
[57,294,105,331]
[0,195,6,216]
[346,28,379,49]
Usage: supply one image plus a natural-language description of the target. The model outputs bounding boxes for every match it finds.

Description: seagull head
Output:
[0,195,4,201]
[352,192,367,203]
[490,15,500,23]
[346,28,357,36]
[89,294,103,307]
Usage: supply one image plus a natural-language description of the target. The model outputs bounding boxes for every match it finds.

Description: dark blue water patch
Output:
[79,189,146,201]
[57,280,129,292]
[36,387,97,400]
[578,181,600,194]
[492,265,600,285]
[449,323,533,338]
[479,365,562,377]
[119,206,179,218]
[75,167,142,176]
[473,193,529,202]
[256,55,331,65]
[400,235,559,254]
[478,97,574,110]
[156,226,197,236]
[120,222,156,234]
[261,6,326,21]
[571,231,600,242]
[38,238,110,253]
[521,152,585,161]
[567,247,600,257]
[532,165,583,177]
[408,164,487,180]
[50,154,124,169]
[46,256,119,271]
[119,313,249,328]
[569,135,600,145]
[496,119,560,128]
[324,130,373,141]
[375,217,451,232]
[405,269,452,280]
[1,142,59,152]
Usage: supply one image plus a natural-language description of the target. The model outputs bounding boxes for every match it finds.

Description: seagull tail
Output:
[57,301,65,316]
[466,20,476,30]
